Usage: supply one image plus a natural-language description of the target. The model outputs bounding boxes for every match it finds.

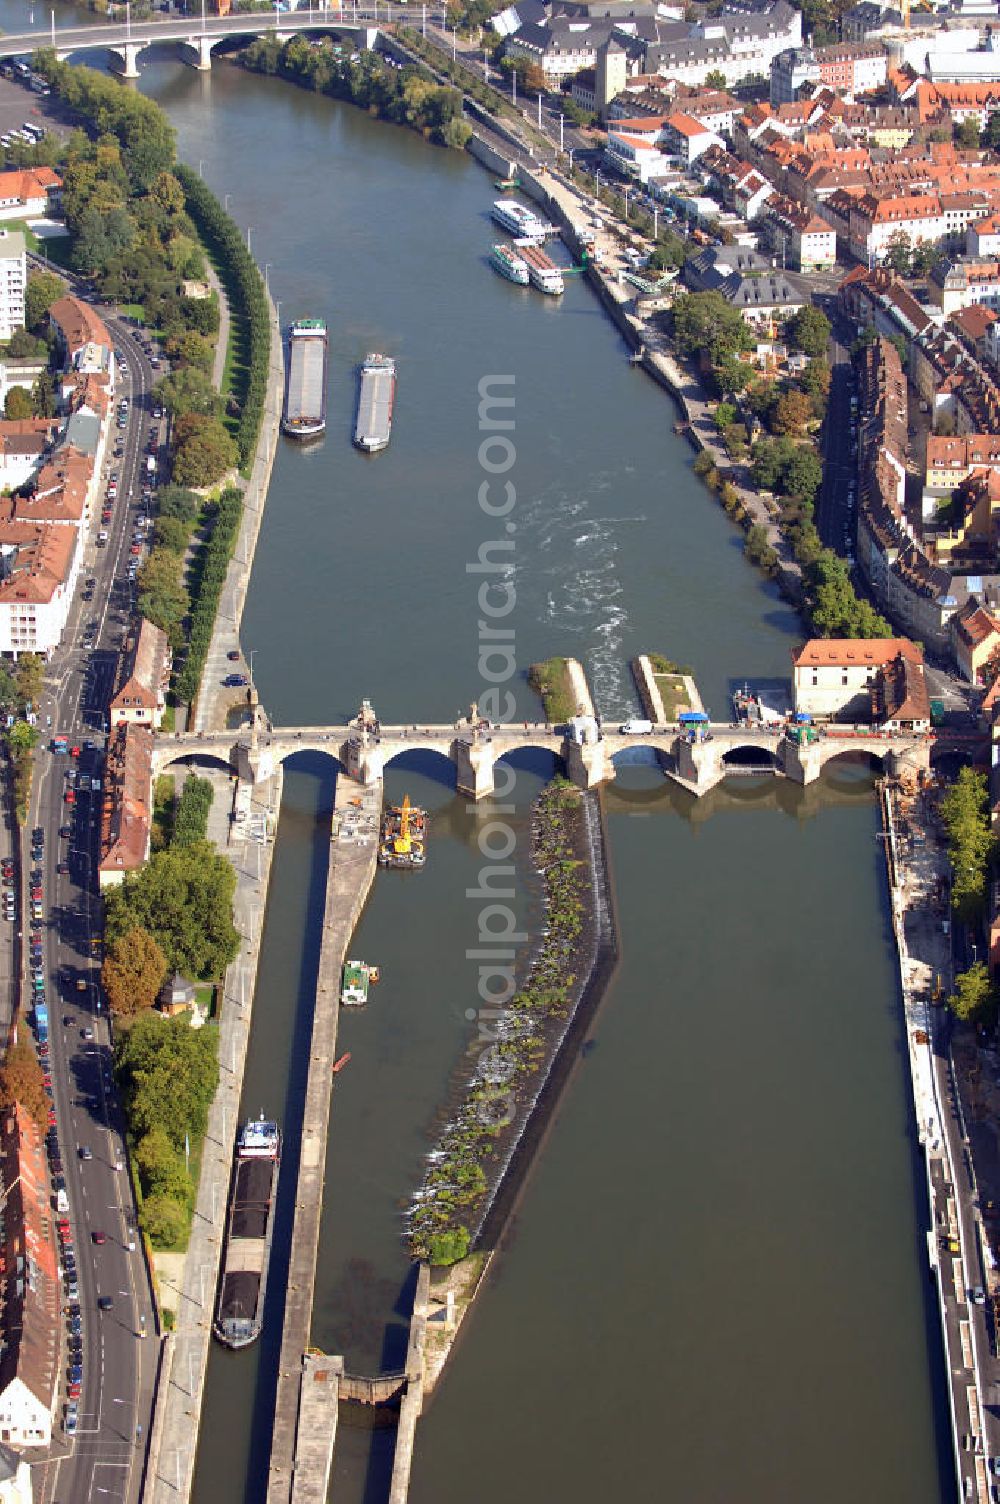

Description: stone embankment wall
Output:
[632,655,663,723]
[388,1264,430,1504]
[566,656,594,719]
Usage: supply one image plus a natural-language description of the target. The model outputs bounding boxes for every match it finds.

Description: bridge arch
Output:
[381,745,458,791]
[608,741,672,772]
[720,742,780,773]
[819,745,888,776]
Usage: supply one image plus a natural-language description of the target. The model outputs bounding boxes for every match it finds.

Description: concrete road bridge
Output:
[0,6,425,76]
[151,709,935,799]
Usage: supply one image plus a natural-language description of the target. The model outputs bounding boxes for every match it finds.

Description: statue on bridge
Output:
[356,699,380,744]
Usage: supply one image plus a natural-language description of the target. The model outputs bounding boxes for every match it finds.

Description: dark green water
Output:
[0,16,946,1495]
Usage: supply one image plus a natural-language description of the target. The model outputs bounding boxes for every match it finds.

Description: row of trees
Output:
[114,1011,219,1248]
[941,768,994,926]
[174,164,269,471]
[172,774,214,847]
[174,488,243,706]
[243,35,472,150]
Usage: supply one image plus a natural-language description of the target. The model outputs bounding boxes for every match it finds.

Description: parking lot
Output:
[0,70,72,148]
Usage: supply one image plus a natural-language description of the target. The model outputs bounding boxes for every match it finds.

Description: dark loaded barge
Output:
[282,319,328,440]
[213,1114,281,1349]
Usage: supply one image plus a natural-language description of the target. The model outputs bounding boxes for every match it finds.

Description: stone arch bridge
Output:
[151,716,934,799]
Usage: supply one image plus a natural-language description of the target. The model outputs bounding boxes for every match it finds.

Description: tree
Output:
[772,389,814,436]
[105,839,239,980]
[139,1193,187,1248]
[715,401,737,432]
[948,963,997,1026]
[32,372,57,419]
[137,548,188,649]
[787,304,831,358]
[24,270,63,332]
[4,387,32,420]
[955,115,981,151]
[0,1037,47,1130]
[114,1009,220,1150]
[672,290,753,361]
[7,720,37,755]
[800,356,831,416]
[134,1125,192,1208]
[157,485,200,525]
[171,414,238,488]
[884,230,912,276]
[153,515,190,555]
[985,110,1000,151]
[15,654,43,711]
[910,242,942,277]
[424,1226,470,1265]
[704,68,728,88]
[155,365,223,421]
[101,926,168,1018]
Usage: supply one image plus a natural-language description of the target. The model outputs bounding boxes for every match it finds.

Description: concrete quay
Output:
[879,780,1000,1499]
[144,767,283,1504]
[289,1352,343,1504]
[266,776,382,1503]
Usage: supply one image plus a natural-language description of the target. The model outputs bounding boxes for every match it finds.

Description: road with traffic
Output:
[24,303,163,1504]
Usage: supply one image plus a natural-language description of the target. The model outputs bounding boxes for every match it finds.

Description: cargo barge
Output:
[353,352,396,453]
[213,1114,281,1349]
[282,320,328,440]
[378,794,427,869]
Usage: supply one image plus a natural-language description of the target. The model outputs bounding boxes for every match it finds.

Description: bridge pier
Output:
[194,33,214,70]
[109,41,142,77]
[454,736,495,800]
[674,735,725,797]
[562,736,611,791]
[343,736,384,787]
[781,739,823,786]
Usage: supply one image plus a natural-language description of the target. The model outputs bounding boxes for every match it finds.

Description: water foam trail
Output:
[519,480,646,717]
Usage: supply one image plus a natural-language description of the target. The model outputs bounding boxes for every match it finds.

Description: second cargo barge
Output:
[282,319,328,440]
[354,352,396,453]
[213,1114,281,1349]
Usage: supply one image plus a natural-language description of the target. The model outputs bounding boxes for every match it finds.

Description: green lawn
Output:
[653,673,693,721]
[528,657,577,724]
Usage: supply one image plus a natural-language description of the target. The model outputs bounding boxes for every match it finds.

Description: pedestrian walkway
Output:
[204,261,231,396]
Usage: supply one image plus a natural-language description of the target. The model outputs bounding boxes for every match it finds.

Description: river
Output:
[0,15,952,1499]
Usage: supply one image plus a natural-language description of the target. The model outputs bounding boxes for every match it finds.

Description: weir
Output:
[266,776,382,1503]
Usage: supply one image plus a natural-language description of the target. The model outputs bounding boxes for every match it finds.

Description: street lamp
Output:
[198,159,204,179]
[568,146,575,171]
[246,225,253,253]
[264,263,271,291]
[224,193,231,213]
[595,169,602,202]
[452,25,457,60]
[559,112,564,152]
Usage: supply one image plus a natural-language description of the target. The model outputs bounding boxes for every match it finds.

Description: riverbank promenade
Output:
[266,776,381,1503]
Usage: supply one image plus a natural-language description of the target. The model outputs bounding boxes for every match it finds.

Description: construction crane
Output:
[393,794,413,857]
